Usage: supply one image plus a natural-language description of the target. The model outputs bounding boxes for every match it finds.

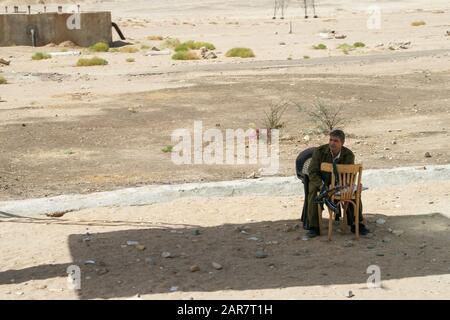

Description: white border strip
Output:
[1,165,449,216]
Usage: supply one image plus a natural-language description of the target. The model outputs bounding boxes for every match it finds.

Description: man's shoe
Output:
[351,224,370,236]
[307,228,320,238]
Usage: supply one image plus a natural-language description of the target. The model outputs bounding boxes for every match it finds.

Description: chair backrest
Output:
[295,147,316,182]
[320,163,363,200]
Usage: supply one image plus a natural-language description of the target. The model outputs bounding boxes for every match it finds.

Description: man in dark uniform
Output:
[306,129,369,238]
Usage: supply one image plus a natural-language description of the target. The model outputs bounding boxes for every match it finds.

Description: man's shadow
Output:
[1,212,449,299]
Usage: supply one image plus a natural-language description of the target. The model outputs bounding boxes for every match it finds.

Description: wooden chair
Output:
[318,163,364,240]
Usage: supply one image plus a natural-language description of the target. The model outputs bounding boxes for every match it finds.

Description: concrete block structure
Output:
[0,11,113,47]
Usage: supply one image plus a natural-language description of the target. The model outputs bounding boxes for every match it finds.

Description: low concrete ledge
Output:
[0,165,449,217]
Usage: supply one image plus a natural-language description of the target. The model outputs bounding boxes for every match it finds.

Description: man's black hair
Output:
[330,129,345,143]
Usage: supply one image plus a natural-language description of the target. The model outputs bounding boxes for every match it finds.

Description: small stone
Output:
[84,260,96,265]
[391,140,397,145]
[169,286,179,292]
[376,218,386,225]
[382,237,391,243]
[15,291,24,296]
[161,252,173,258]
[136,245,146,251]
[256,250,268,259]
[419,243,427,249]
[145,257,156,265]
[190,265,200,272]
[392,230,404,236]
[247,237,259,241]
[424,152,432,158]
[127,240,139,246]
[96,268,109,276]
[376,253,385,257]
[191,229,201,236]
[212,262,223,270]
[344,241,354,247]
[428,201,434,204]
[303,135,311,142]
[279,42,286,45]
[367,245,375,249]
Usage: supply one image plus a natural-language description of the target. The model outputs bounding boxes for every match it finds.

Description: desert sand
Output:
[0,0,449,299]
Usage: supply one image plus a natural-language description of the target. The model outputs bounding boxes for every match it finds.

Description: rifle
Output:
[314,184,350,214]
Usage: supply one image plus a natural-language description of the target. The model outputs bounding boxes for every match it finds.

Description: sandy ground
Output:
[0,181,449,300]
[1,1,450,200]
[0,0,450,299]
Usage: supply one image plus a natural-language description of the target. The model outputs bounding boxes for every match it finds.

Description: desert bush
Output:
[32,52,51,60]
[161,145,174,153]
[161,38,181,49]
[263,101,289,130]
[76,57,108,67]
[147,35,164,41]
[353,42,366,48]
[175,40,216,52]
[225,47,255,58]
[299,100,347,133]
[0,76,7,84]
[126,58,135,63]
[141,44,150,50]
[411,20,426,26]
[89,42,110,52]
[312,43,327,50]
[172,50,200,60]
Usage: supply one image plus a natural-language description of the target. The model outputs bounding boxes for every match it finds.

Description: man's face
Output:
[329,135,343,154]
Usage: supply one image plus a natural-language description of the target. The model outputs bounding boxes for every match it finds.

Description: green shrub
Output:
[32,52,51,60]
[175,40,215,52]
[126,57,135,63]
[171,50,200,60]
[161,38,181,49]
[411,20,426,26]
[0,76,7,84]
[141,44,150,50]
[312,43,327,50]
[76,57,108,67]
[147,35,164,41]
[119,47,139,53]
[353,42,366,48]
[225,47,255,58]
[303,55,310,59]
[161,145,174,153]
[89,42,110,52]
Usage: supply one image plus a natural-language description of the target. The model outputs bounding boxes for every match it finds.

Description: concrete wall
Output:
[0,12,112,47]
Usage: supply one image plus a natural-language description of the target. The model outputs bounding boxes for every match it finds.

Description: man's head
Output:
[329,129,345,155]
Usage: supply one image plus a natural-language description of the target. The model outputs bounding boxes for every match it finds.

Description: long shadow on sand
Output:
[0,212,449,299]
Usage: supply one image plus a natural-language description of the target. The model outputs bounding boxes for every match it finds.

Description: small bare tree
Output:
[297,100,347,134]
[263,100,289,130]
[260,100,290,144]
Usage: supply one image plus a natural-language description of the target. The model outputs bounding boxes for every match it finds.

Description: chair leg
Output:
[341,202,349,234]
[328,208,333,241]
[317,204,323,235]
[355,201,360,240]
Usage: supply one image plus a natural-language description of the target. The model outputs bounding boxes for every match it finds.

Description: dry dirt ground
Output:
[0,0,450,300]
[1,1,450,200]
[0,181,449,300]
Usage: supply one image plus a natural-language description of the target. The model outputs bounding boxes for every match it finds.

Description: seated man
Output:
[306,129,369,238]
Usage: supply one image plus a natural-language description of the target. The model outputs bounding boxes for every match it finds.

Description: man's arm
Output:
[308,148,323,190]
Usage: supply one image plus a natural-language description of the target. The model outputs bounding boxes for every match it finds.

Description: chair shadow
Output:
[1,212,449,299]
